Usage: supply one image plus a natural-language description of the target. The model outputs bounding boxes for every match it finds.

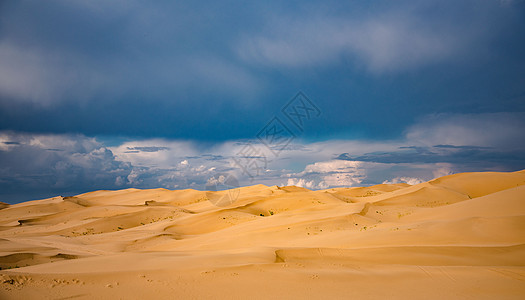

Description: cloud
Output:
[286,160,367,189]
[107,112,525,192]
[337,144,524,166]
[285,159,458,189]
[382,177,424,185]
[334,112,525,171]
[0,39,116,106]
[110,140,199,168]
[404,112,525,149]
[126,146,170,152]
[108,139,254,190]
[236,1,509,73]
[432,165,454,178]
[0,131,131,202]
[0,1,261,106]
[2,110,524,202]
[0,0,523,143]
[2,0,517,109]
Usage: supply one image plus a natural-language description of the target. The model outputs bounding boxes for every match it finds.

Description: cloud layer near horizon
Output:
[1,112,524,203]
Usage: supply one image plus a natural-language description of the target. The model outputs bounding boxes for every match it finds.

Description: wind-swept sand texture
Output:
[1,170,524,299]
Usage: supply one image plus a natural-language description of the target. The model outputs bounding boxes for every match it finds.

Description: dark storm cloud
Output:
[198,154,226,161]
[0,132,132,202]
[337,146,525,167]
[337,112,525,171]
[0,0,524,140]
[432,145,492,150]
[126,146,170,152]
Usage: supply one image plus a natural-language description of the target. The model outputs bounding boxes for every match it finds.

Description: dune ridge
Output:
[1,170,524,299]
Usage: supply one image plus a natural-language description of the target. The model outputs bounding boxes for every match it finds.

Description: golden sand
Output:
[1,170,524,299]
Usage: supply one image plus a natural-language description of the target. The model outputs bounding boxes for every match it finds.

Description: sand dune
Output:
[1,170,524,299]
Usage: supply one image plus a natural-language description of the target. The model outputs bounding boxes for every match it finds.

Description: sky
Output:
[1,0,525,203]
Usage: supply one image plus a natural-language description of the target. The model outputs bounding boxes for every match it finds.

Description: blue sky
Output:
[1,0,525,203]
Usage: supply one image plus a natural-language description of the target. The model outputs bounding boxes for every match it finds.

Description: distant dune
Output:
[1,170,524,299]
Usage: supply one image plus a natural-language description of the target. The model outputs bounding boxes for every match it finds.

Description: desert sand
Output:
[0,170,524,299]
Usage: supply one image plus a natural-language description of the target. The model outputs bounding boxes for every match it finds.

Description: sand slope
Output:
[1,170,524,299]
